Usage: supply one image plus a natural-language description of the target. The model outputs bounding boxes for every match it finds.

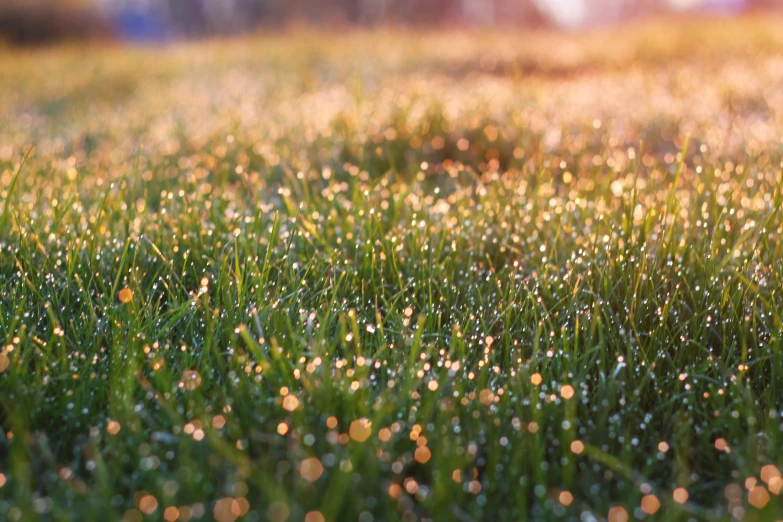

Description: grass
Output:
[1,16,783,522]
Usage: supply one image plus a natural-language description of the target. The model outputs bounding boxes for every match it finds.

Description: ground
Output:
[1,16,783,522]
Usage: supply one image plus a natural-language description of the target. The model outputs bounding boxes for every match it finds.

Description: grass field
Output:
[2,17,783,522]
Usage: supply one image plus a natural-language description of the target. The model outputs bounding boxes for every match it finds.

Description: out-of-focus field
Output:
[2,17,783,522]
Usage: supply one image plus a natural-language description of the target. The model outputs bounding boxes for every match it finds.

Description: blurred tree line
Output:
[128,0,782,35]
[0,0,553,43]
[0,0,780,44]
[0,0,110,44]
[156,0,551,36]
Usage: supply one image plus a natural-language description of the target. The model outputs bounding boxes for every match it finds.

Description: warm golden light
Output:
[349,418,372,442]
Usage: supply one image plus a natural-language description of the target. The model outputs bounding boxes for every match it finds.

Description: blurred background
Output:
[0,0,779,44]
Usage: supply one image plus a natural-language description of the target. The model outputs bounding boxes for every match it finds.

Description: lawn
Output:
[1,17,783,522]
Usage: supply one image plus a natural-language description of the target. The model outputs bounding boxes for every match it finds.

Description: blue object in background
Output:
[112,9,168,42]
